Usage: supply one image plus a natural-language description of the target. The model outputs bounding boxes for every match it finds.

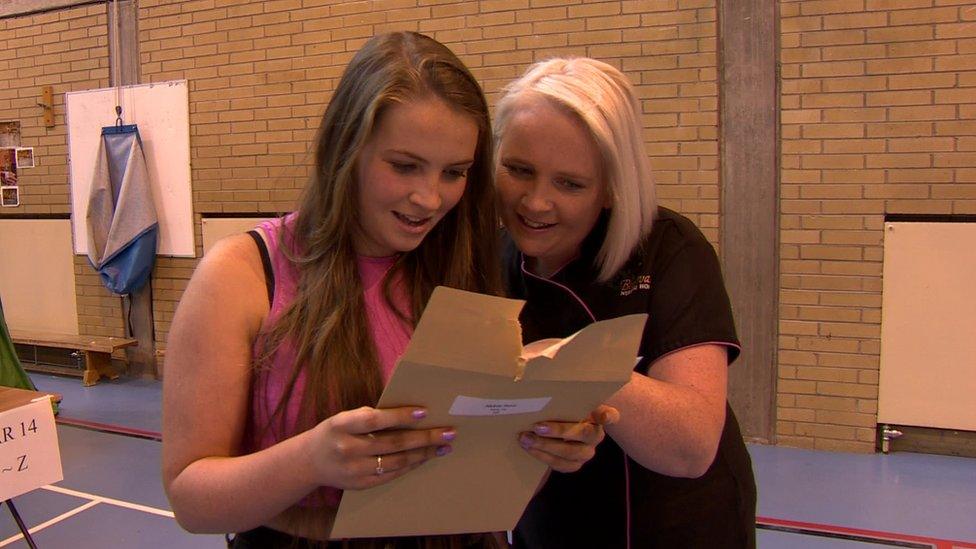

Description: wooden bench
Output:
[9,330,137,386]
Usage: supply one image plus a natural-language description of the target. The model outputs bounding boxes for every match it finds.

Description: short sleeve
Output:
[641,234,740,369]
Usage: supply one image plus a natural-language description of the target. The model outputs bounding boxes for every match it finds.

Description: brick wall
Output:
[137,0,722,348]
[0,5,127,339]
[6,1,970,452]
[779,0,976,451]
[0,4,108,212]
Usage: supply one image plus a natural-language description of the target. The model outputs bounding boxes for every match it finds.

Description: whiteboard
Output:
[0,219,79,334]
[66,80,194,256]
[878,222,976,431]
[201,217,272,255]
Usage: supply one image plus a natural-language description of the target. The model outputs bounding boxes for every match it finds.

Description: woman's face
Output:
[354,96,478,257]
[496,97,609,277]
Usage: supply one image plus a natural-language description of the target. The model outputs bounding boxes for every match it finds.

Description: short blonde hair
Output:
[495,57,656,281]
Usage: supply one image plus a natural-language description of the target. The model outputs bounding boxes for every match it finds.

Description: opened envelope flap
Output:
[401,287,525,376]
[332,292,645,539]
[520,313,647,382]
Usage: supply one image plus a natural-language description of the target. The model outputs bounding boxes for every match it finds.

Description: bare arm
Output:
[162,233,309,532]
[604,344,728,478]
[161,235,453,534]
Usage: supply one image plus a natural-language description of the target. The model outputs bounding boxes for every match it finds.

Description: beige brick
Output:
[782,16,823,33]
[816,410,877,428]
[797,367,860,383]
[889,6,958,25]
[867,25,933,43]
[867,57,935,74]
[889,39,957,58]
[936,54,976,71]
[817,381,877,399]
[802,61,866,78]
[778,434,817,449]
[795,422,858,440]
[815,438,874,452]
[779,407,817,422]
[796,394,858,412]
[823,108,888,123]
[866,121,933,137]
[820,322,881,339]
[780,379,819,395]
[937,21,976,39]
[858,371,880,385]
[888,105,957,120]
[887,73,957,89]
[822,138,885,153]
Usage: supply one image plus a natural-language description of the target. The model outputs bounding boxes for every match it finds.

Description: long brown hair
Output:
[260,29,500,497]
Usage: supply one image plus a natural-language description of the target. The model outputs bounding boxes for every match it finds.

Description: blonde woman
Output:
[495,58,757,548]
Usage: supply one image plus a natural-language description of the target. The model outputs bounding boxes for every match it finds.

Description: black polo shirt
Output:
[504,207,757,549]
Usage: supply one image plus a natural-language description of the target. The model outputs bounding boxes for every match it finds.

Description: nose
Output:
[519,181,552,213]
[409,174,443,212]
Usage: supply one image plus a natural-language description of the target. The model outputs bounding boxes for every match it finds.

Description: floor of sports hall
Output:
[3,372,974,549]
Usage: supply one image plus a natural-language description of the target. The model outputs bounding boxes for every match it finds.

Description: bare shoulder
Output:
[197,232,266,285]
[172,232,270,348]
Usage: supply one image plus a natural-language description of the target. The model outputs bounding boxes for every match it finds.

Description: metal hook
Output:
[115,105,123,127]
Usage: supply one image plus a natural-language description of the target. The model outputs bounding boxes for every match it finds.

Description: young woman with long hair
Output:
[163,33,610,549]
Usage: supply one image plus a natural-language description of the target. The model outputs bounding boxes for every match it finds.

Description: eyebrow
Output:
[387,149,474,167]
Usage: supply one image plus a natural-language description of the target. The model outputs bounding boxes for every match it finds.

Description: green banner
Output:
[0,298,36,391]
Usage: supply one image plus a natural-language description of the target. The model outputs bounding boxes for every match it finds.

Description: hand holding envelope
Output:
[517,402,620,474]
[331,287,646,539]
[516,340,622,474]
[304,404,455,491]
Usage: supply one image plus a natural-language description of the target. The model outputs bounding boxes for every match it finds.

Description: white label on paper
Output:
[0,398,63,501]
[448,395,552,416]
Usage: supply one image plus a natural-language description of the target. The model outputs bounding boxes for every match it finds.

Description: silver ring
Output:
[375,455,384,475]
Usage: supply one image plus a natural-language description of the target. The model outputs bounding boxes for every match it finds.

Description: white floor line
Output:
[0,500,99,547]
[41,484,175,518]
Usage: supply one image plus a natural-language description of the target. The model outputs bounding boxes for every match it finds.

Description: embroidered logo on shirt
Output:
[619,275,651,296]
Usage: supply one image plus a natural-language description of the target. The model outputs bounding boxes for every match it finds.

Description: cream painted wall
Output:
[0,219,79,334]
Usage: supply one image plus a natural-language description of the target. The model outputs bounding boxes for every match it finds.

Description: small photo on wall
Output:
[15,147,34,168]
[0,147,17,186]
[0,121,20,148]
[0,147,15,172]
[1,185,19,207]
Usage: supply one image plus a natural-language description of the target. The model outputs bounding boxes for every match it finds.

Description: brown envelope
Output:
[331,286,646,539]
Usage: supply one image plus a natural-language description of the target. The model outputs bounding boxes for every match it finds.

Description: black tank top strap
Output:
[246,229,275,305]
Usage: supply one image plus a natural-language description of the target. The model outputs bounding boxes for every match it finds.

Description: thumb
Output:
[591,405,620,426]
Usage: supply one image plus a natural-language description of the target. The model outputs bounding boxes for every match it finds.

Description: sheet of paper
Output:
[331,286,646,539]
[0,395,63,501]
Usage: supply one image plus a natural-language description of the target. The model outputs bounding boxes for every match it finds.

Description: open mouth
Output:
[518,214,555,230]
[394,211,432,228]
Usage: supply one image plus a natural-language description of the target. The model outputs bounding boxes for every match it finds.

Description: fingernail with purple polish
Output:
[436,445,452,457]
[534,424,550,435]
[412,409,427,420]
[520,434,534,449]
[441,430,456,441]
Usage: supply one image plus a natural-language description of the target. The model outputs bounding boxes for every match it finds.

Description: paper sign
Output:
[0,397,63,501]
[448,395,552,416]
[331,286,646,539]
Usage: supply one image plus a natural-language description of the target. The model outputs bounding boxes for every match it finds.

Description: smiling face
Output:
[353,96,479,258]
[496,96,609,278]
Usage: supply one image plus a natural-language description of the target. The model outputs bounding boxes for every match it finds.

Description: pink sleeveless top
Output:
[247,214,413,507]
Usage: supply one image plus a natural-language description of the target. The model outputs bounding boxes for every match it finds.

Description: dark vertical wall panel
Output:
[110,0,155,377]
[718,0,779,442]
